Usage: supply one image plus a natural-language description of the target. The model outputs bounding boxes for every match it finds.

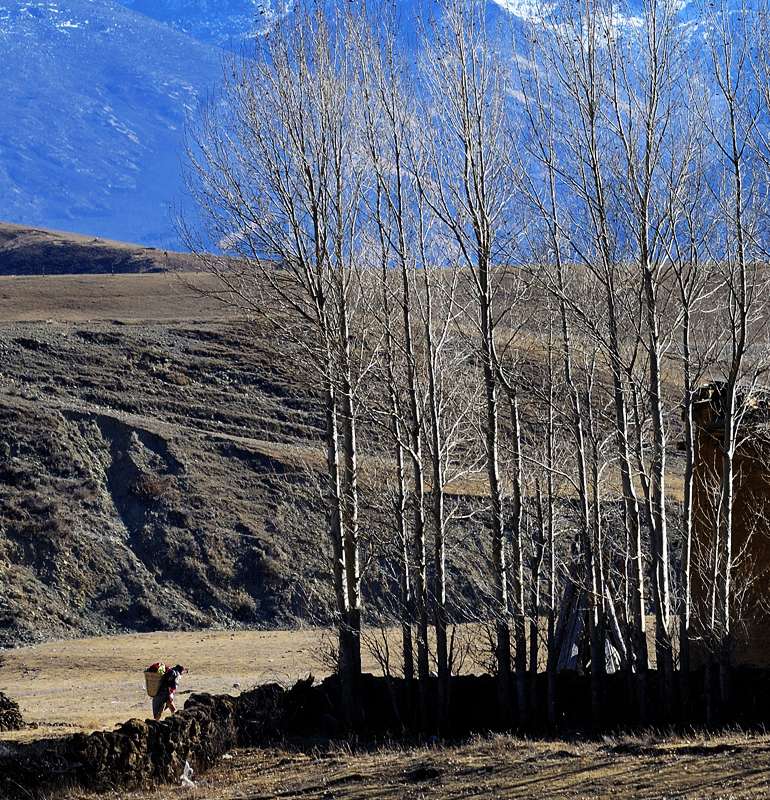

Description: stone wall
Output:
[0,683,290,799]
[5,670,770,798]
[0,692,23,732]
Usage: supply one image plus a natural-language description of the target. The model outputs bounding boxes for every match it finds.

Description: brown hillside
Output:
[0,269,491,647]
[0,222,199,276]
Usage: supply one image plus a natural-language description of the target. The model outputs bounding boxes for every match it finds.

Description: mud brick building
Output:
[692,383,770,666]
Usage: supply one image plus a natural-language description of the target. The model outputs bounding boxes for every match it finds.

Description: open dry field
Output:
[0,629,335,742]
[4,631,770,799]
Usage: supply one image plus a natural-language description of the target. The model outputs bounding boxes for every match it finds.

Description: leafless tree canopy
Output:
[185,0,770,729]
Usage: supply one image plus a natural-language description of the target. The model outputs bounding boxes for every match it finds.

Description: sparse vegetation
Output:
[184,0,770,733]
[6,0,770,796]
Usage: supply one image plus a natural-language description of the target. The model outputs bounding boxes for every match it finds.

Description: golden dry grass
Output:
[0,629,335,742]
[0,273,236,323]
[0,626,495,742]
[65,732,770,799]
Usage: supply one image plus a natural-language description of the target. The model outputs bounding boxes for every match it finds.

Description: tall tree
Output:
[418,0,521,723]
[183,2,367,725]
[700,0,767,712]
[526,0,650,719]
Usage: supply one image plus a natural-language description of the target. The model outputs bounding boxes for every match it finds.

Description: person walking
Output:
[152,664,186,720]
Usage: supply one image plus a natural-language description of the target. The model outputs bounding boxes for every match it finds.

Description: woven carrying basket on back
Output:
[144,671,163,698]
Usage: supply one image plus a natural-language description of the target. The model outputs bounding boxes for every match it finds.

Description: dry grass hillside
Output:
[0,273,336,646]
[0,229,691,649]
[0,272,230,323]
[0,223,200,277]
[0,264,495,647]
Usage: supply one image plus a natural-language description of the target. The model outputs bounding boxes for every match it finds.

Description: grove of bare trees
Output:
[185,0,770,731]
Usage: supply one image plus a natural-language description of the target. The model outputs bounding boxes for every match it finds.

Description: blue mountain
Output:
[0,1,231,248]
[116,1,278,47]
[0,1,716,249]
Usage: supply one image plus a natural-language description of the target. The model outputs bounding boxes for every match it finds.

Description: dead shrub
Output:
[232,589,258,621]
[131,474,173,501]
[159,369,191,387]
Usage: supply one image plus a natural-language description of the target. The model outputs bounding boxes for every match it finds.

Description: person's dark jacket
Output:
[161,667,182,698]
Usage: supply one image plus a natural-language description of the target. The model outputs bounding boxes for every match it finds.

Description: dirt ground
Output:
[63,732,770,799]
[0,629,336,741]
[0,626,493,741]
[4,632,770,799]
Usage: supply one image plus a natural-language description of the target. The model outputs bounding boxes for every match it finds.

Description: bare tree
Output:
[352,11,436,726]
[514,30,608,726]
[417,0,522,724]
[602,0,692,709]
[522,0,658,720]
[525,309,564,727]
[183,2,370,724]
[662,91,716,711]
[180,0,770,737]
[700,0,769,709]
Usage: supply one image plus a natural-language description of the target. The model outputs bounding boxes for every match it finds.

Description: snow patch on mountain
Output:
[491,0,550,21]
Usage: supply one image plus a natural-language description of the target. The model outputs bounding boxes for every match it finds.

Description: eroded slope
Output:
[0,316,333,646]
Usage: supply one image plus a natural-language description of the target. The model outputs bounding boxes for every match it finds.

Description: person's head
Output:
[173,664,186,674]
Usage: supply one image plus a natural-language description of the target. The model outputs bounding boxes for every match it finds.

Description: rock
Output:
[118,718,148,738]
[0,693,23,732]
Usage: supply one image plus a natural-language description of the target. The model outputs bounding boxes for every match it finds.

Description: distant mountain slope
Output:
[0,0,524,251]
[0,1,222,248]
[0,223,198,275]
[117,0,269,46]
[0,0,727,251]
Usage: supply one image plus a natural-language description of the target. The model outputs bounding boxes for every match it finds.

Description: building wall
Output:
[692,391,770,667]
